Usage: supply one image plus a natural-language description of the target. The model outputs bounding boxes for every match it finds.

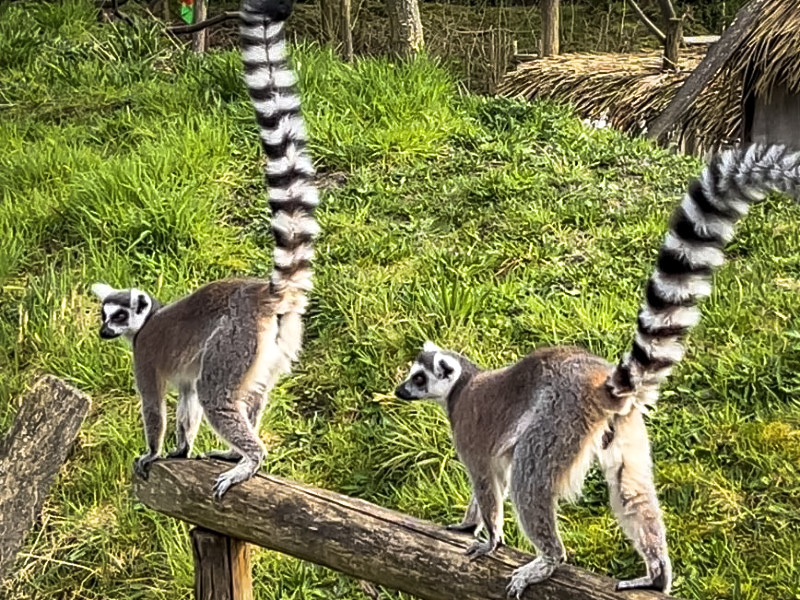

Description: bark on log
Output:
[192,528,253,600]
[386,0,424,58]
[646,0,766,143]
[0,376,90,579]
[540,0,559,57]
[191,0,208,53]
[340,0,354,63]
[133,460,670,600]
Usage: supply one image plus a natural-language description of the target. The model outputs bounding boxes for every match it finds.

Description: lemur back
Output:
[395,145,800,597]
[91,0,319,498]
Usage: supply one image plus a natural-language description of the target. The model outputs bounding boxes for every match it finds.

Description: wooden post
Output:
[662,17,683,70]
[191,528,253,600]
[340,0,353,63]
[192,0,208,53]
[540,0,559,57]
[0,376,90,579]
[134,460,670,600]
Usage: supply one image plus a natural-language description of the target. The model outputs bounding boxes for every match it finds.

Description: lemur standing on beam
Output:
[92,0,317,498]
[395,145,800,597]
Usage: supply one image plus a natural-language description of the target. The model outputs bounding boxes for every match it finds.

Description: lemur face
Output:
[395,341,462,405]
[91,283,153,340]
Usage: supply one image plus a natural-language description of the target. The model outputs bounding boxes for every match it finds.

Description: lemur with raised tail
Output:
[395,145,800,597]
[91,0,317,498]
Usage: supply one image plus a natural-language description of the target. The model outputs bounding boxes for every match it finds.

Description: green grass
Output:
[2,2,800,599]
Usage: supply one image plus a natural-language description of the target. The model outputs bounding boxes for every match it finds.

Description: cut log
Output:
[0,376,90,579]
[133,460,670,600]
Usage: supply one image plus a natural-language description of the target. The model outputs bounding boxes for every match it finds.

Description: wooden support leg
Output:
[191,527,253,600]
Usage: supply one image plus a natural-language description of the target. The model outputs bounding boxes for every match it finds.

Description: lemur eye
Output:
[111,310,128,323]
[412,373,426,387]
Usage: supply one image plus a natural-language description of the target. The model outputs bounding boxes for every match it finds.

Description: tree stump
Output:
[0,376,90,579]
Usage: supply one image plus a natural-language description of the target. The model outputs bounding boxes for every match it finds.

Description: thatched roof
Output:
[497,50,740,152]
[497,0,800,153]
[726,0,800,98]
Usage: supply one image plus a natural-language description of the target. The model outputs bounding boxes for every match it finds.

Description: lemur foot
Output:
[506,557,560,599]
[133,453,159,479]
[465,537,501,561]
[212,459,259,499]
[204,449,243,463]
[616,558,671,593]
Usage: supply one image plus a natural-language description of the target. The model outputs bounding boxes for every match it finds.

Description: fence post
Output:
[191,527,253,600]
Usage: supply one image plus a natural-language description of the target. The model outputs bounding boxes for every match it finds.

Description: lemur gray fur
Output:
[395,145,800,597]
[91,0,317,498]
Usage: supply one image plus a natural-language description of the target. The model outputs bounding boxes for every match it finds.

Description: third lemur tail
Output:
[607,144,800,408]
[240,0,319,315]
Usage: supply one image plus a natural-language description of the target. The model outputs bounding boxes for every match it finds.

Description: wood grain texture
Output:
[192,528,253,600]
[134,460,672,600]
[0,376,90,579]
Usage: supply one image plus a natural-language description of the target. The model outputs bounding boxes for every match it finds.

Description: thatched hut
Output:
[497,0,800,153]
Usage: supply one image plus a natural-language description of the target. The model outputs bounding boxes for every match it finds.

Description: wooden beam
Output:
[0,376,90,579]
[646,0,767,143]
[191,528,253,600]
[133,460,670,600]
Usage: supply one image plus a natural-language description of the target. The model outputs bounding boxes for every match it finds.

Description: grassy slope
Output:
[1,2,799,599]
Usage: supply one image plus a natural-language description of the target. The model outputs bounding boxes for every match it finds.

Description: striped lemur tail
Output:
[240,0,319,315]
[607,144,800,409]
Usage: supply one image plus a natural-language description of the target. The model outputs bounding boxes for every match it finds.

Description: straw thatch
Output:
[497,0,800,153]
[497,49,740,152]
[726,0,800,98]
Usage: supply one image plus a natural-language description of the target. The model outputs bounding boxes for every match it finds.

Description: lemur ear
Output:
[423,340,441,353]
[130,289,150,315]
[433,352,459,380]
[91,283,115,301]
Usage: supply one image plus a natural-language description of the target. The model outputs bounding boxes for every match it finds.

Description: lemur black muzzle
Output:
[100,325,121,339]
[394,383,413,400]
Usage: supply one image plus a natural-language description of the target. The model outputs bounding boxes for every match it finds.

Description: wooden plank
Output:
[646,0,767,142]
[133,460,670,600]
[0,376,91,579]
[191,528,253,600]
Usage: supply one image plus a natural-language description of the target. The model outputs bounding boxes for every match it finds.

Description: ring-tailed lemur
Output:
[395,145,800,597]
[91,0,318,499]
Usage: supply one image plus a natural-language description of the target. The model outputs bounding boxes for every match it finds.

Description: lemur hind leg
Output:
[203,391,267,463]
[506,425,591,599]
[167,382,203,459]
[198,315,268,498]
[599,410,671,594]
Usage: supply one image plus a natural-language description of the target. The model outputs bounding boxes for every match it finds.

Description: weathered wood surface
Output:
[646,0,766,142]
[134,460,670,600]
[191,0,208,53]
[192,528,253,600]
[0,376,90,579]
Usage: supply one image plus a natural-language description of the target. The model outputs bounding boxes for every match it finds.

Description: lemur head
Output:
[91,283,155,340]
[395,341,463,405]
